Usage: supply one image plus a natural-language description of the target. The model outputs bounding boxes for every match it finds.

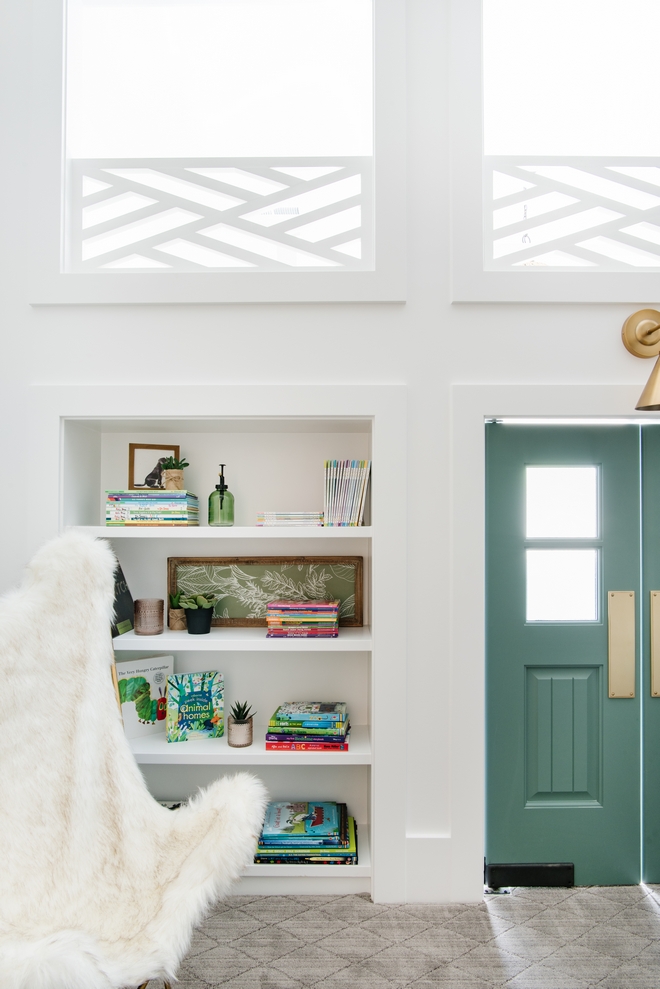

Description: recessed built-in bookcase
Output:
[47,386,405,900]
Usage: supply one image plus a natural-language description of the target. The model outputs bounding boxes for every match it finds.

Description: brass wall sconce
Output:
[622,309,660,410]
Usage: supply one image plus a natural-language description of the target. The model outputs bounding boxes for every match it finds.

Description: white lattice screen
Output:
[485,158,660,271]
[65,158,372,273]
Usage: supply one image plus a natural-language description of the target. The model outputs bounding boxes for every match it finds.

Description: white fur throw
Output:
[0,533,268,989]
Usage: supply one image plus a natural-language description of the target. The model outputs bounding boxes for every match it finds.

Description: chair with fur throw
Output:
[0,532,267,989]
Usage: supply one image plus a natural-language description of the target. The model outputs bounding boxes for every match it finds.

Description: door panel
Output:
[486,425,641,885]
[525,666,600,806]
[642,426,660,881]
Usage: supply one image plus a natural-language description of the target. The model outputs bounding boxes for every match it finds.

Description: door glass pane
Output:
[526,466,598,538]
[526,549,598,622]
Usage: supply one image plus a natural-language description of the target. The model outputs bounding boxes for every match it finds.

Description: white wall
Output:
[0,0,653,901]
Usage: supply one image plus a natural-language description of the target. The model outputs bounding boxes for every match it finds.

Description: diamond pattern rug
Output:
[166,885,660,989]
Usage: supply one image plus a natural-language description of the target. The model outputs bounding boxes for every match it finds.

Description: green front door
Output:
[642,427,660,883]
[486,424,642,885]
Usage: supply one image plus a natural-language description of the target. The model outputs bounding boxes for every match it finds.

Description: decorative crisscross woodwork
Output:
[485,157,660,271]
[66,158,372,273]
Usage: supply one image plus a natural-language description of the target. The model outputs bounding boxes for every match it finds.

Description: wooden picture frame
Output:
[168,557,363,627]
[128,443,180,491]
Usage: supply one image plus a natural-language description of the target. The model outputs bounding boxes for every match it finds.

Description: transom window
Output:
[482,0,660,273]
[64,0,373,273]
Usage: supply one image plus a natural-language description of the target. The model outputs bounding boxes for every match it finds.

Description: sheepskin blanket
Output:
[0,533,267,989]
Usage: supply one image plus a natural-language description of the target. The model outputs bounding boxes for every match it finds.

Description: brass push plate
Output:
[608,591,635,698]
[651,592,660,697]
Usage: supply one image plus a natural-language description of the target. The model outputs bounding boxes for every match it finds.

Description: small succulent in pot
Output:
[179,593,216,610]
[228,700,256,748]
[161,455,190,491]
[179,593,216,634]
[168,590,186,631]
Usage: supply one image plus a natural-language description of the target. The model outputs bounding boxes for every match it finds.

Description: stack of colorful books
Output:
[266,600,339,638]
[323,460,371,526]
[105,490,199,526]
[265,702,350,751]
[256,511,323,526]
[254,801,358,865]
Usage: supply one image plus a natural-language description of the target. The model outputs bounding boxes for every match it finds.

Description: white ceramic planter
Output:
[227,715,254,747]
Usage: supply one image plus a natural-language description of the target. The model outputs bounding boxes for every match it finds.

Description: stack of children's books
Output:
[106,490,199,526]
[323,460,371,526]
[265,702,350,751]
[266,600,339,638]
[254,801,358,865]
[256,512,323,527]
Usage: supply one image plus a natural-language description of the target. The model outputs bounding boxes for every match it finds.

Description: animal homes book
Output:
[166,671,224,742]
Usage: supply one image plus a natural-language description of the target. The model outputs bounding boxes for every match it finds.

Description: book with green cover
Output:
[268,720,351,738]
[166,671,224,742]
[115,655,173,739]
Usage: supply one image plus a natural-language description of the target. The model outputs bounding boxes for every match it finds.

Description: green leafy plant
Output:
[179,593,216,610]
[161,455,190,470]
[169,591,182,609]
[230,700,255,723]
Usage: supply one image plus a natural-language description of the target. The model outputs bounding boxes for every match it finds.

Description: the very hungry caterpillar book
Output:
[167,671,224,742]
[115,655,173,739]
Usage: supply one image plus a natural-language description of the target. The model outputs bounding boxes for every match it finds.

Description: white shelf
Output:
[70,525,372,539]
[114,626,372,652]
[129,724,370,766]
[243,826,370,878]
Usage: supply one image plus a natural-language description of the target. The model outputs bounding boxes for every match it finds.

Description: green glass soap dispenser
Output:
[208,464,235,526]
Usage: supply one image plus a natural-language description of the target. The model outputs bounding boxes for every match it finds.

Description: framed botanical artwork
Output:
[128,443,180,491]
[168,557,363,628]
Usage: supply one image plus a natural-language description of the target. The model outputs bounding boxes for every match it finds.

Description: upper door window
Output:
[64,0,373,273]
[483,0,660,272]
[525,466,600,622]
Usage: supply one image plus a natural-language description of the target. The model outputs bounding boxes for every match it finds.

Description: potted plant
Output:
[160,455,190,491]
[168,591,186,631]
[227,701,256,747]
[179,593,216,634]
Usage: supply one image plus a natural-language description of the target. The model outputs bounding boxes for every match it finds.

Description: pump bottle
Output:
[208,464,235,526]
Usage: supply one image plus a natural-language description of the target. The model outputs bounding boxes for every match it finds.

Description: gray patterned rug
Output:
[173,885,660,988]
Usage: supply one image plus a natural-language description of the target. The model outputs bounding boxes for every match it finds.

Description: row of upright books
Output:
[106,490,199,526]
[324,460,371,526]
[266,600,339,638]
[255,801,358,865]
[265,702,350,751]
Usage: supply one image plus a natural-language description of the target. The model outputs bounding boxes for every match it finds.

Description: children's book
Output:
[111,563,134,637]
[115,655,173,739]
[255,818,357,863]
[260,801,341,843]
[166,671,224,742]
[270,703,347,723]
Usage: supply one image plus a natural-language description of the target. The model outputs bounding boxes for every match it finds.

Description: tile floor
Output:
[174,885,660,989]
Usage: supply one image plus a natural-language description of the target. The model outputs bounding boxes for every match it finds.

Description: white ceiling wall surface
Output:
[0,0,651,901]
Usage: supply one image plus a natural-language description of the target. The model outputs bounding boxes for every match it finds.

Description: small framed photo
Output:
[128,443,180,491]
